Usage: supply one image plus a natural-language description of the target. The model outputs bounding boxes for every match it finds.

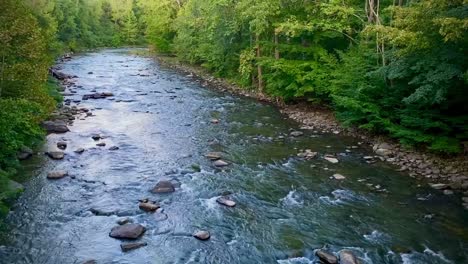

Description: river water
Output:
[1,49,467,264]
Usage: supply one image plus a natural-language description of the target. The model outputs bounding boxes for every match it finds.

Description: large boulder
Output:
[109,223,146,239]
[42,120,69,133]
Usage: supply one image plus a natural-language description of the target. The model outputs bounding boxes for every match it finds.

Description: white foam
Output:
[280,190,304,206]
[277,257,313,264]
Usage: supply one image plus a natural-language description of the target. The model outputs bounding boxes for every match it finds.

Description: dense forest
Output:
[0,0,467,215]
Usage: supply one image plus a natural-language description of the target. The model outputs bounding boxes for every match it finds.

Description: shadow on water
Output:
[0,49,467,264]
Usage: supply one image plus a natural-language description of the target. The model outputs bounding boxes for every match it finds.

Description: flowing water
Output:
[1,49,467,264]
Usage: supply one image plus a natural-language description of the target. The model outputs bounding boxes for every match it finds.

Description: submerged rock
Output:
[109,223,145,239]
[109,146,119,150]
[213,159,229,167]
[46,151,65,160]
[316,249,338,264]
[193,230,210,240]
[121,242,147,252]
[47,170,68,179]
[96,142,106,147]
[42,120,69,133]
[216,196,236,207]
[339,250,359,264]
[152,180,175,193]
[91,134,101,140]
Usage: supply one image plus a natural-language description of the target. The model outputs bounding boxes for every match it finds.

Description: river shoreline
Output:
[152,54,468,209]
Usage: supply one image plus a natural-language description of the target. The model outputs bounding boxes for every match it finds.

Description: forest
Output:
[0,0,467,216]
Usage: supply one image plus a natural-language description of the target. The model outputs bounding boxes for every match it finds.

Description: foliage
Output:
[140,0,467,154]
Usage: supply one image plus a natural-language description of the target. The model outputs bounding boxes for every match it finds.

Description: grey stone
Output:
[152,180,175,193]
[109,224,145,239]
[316,249,338,264]
[121,242,147,252]
[193,230,210,240]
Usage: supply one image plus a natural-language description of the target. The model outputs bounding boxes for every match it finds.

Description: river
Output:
[1,49,467,264]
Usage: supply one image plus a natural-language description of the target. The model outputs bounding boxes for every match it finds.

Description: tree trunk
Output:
[274,32,280,60]
[256,34,263,93]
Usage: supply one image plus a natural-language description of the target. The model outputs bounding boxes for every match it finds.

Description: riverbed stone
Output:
[46,151,65,160]
[152,180,175,193]
[57,141,67,149]
[213,159,229,167]
[339,250,359,264]
[216,196,236,207]
[109,146,119,150]
[290,131,304,137]
[96,142,106,147]
[74,148,85,154]
[109,223,145,239]
[332,174,346,180]
[121,242,147,252]
[429,183,449,190]
[324,155,339,164]
[139,202,160,212]
[91,134,101,140]
[376,148,392,157]
[42,120,69,133]
[47,170,68,179]
[117,218,133,225]
[193,230,210,240]
[205,152,222,160]
[316,249,338,264]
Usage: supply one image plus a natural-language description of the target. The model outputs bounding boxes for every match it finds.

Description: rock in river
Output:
[205,152,222,160]
[57,141,67,149]
[324,155,339,164]
[42,120,69,133]
[139,202,160,212]
[339,250,359,264]
[109,223,146,239]
[290,131,304,137]
[151,180,175,193]
[193,230,210,240]
[332,174,346,180]
[74,148,85,154]
[316,249,338,264]
[121,242,147,252]
[216,196,236,207]
[46,151,65,160]
[213,159,229,167]
[47,170,68,179]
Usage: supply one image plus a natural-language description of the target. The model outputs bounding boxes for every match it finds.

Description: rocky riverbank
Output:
[153,54,468,209]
